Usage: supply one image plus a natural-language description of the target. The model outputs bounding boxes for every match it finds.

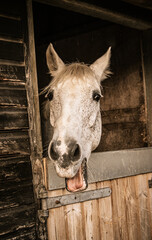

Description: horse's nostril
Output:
[50,142,59,160]
[72,144,81,161]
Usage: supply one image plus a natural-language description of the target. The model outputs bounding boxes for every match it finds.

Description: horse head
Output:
[44,43,111,192]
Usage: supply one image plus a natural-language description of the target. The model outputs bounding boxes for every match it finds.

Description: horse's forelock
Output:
[43,63,95,94]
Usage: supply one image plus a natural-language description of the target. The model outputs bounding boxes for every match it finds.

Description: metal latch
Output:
[38,187,111,213]
[47,187,111,209]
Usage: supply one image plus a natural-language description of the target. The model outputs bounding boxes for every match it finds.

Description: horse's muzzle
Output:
[49,139,81,167]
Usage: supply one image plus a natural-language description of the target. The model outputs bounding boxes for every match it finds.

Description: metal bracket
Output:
[148,178,152,188]
[46,187,111,209]
[37,186,49,222]
[38,187,111,213]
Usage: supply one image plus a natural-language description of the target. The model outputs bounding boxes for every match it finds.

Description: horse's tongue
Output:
[66,167,83,192]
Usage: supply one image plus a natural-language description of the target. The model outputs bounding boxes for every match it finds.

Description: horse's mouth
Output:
[65,158,88,192]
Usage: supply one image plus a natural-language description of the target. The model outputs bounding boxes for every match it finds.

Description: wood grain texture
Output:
[0,107,28,130]
[0,1,36,239]
[135,174,152,240]
[0,131,30,155]
[0,157,32,190]
[47,189,67,240]
[96,122,147,152]
[0,205,36,239]
[0,87,27,107]
[1,228,36,240]
[0,183,34,210]
[97,181,114,240]
[47,173,152,240]
[141,29,152,145]
[26,1,46,239]
[0,64,26,81]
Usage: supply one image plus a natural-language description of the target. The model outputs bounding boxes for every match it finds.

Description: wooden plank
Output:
[0,81,25,88]
[97,122,147,152]
[0,87,27,107]
[97,181,114,240]
[0,205,36,238]
[102,107,144,125]
[0,183,34,210]
[47,189,67,240]
[135,174,152,239]
[35,0,152,30]
[65,202,84,240]
[141,29,152,146]
[2,228,36,240]
[47,148,152,190]
[26,1,46,239]
[0,107,28,130]
[0,131,30,155]
[46,174,152,240]
[0,16,22,40]
[0,40,24,62]
[111,178,129,239]
[26,0,43,158]
[0,158,32,189]
[0,64,26,81]
[82,183,101,240]
[147,173,152,237]
[124,176,141,240]
[101,30,143,112]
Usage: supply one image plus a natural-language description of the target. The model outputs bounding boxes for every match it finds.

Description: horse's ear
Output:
[46,43,65,76]
[90,47,111,82]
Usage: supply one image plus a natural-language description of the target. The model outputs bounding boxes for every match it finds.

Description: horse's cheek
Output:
[91,116,102,151]
[88,111,97,127]
[50,109,55,127]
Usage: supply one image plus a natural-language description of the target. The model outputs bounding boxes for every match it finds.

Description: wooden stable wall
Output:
[47,173,152,240]
[0,1,36,239]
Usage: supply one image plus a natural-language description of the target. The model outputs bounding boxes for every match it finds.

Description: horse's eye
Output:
[93,91,101,102]
[47,91,53,101]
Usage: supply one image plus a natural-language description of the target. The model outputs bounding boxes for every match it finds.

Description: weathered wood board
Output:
[0,0,36,239]
[46,173,152,240]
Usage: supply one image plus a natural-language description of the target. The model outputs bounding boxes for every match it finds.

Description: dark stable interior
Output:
[33,1,148,155]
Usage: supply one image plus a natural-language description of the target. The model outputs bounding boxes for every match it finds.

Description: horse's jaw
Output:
[65,158,88,192]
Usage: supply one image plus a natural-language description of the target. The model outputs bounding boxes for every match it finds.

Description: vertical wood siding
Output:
[0,0,36,239]
[47,173,152,240]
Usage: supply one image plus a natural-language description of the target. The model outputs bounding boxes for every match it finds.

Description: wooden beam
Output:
[25,0,47,239]
[141,30,152,146]
[122,0,152,10]
[34,0,152,30]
